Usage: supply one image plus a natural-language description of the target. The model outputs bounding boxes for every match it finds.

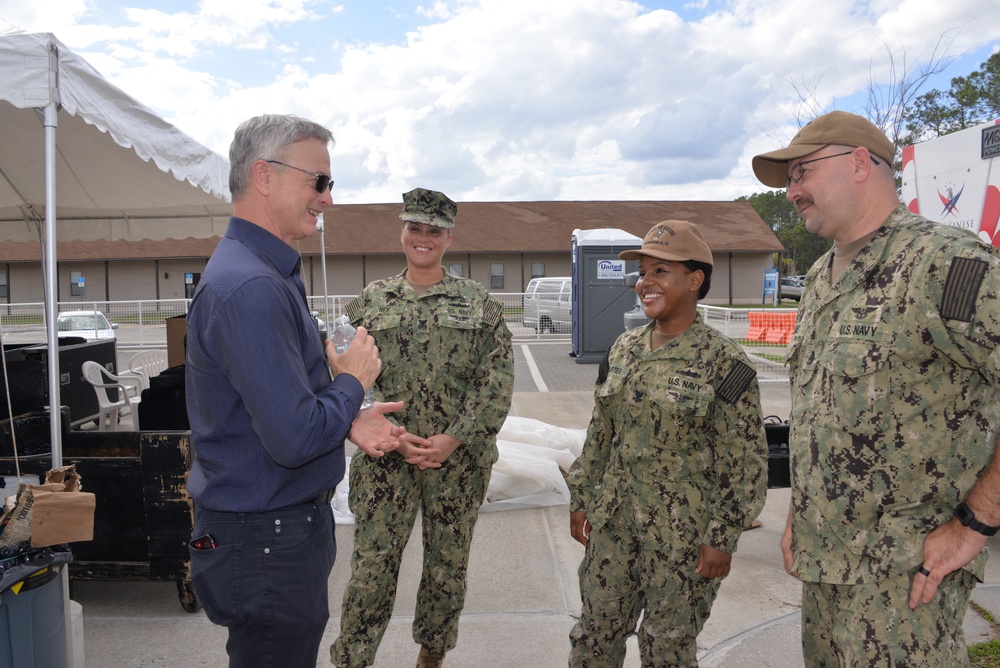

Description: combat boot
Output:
[415,646,445,668]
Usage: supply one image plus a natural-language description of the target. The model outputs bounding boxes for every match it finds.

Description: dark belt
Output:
[312,489,336,505]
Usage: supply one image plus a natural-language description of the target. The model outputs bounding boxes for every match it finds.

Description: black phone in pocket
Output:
[190,534,217,550]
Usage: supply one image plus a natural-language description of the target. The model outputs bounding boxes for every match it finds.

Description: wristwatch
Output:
[954,502,1000,536]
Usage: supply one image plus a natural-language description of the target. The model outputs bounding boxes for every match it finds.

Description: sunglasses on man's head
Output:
[265,160,334,193]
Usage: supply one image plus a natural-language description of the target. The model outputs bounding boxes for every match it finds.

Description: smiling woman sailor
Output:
[330,187,514,668]
[566,220,768,668]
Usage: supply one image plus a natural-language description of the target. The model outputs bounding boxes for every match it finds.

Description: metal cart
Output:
[0,410,198,612]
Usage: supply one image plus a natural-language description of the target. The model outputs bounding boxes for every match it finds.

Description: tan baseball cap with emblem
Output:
[619,220,713,267]
[751,110,895,188]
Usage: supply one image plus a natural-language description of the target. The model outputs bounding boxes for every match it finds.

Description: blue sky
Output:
[1,0,997,204]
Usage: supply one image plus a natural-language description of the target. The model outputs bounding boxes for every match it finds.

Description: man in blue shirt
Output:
[185,114,414,668]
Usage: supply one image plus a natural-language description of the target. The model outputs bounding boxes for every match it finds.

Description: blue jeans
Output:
[189,501,336,668]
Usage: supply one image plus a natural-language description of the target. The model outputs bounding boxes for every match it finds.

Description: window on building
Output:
[531,262,545,279]
[448,263,464,277]
[0,268,7,299]
[490,263,504,289]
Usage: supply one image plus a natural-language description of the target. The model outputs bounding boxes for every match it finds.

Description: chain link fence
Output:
[696,305,796,381]
[0,299,793,381]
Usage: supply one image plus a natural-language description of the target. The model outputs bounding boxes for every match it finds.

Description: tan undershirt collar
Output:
[405,278,441,295]
[831,230,878,282]
[650,328,682,350]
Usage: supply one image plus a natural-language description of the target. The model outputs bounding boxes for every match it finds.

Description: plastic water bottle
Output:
[331,315,375,409]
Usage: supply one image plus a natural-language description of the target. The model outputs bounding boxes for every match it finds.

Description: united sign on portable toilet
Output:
[570,228,642,364]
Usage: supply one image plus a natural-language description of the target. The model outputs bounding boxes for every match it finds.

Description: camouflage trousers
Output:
[801,566,978,667]
[568,507,722,668]
[329,447,491,668]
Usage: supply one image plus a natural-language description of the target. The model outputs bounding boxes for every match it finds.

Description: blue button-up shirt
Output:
[186,217,362,512]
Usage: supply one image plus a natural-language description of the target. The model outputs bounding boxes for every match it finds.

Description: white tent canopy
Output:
[0,31,231,241]
[0,30,232,462]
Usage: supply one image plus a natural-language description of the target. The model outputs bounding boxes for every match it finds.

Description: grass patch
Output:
[968,601,1000,666]
[969,638,1000,666]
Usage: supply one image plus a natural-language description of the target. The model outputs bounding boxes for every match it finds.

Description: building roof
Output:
[0,237,222,262]
[0,200,783,261]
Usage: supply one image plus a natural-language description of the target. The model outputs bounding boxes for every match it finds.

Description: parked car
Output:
[623,271,649,331]
[56,310,118,340]
[779,277,804,301]
[522,277,572,333]
[312,311,327,335]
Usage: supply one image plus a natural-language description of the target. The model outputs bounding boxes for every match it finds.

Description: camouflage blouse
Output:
[787,207,1000,583]
[567,317,767,554]
[346,269,514,467]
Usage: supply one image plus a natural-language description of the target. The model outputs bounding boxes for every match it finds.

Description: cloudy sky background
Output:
[1,0,998,204]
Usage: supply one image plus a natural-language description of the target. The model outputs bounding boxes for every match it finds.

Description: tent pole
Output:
[45,41,74,668]
[43,102,63,468]
[318,214,330,322]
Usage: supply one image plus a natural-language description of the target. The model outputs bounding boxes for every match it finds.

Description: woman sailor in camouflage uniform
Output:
[567,220,768,667]
[331,188,514,668]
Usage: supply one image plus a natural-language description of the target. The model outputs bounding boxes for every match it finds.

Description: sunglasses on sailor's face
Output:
[265,159,334,193]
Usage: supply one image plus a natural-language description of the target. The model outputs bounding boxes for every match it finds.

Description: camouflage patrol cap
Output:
[399,187,458,229]
[619,220,713,266]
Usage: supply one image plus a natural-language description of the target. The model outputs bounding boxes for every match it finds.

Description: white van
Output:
[522,277,572,333]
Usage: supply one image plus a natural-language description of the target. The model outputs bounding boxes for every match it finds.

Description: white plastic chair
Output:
[82,361,142,431]
[127,349,169,391]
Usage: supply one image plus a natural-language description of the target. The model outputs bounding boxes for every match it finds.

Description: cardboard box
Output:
[32,465,95,547]
[0,465,96,548]
[30,488,96,547]
[166,315,187,368]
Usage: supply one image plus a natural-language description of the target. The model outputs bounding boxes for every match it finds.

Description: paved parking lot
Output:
[514,341,600,393]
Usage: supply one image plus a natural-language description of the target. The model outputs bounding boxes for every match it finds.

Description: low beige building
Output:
[0,200,782,306]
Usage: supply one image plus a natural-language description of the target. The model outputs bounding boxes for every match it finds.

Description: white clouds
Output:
[106,0,328,56]
[874,0,983,47]
[0,0,90,36]
[5,0,999,203]
[415,1,455,20]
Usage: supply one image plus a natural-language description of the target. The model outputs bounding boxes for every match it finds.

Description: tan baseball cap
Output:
[619,220,713,267]
[751,110,895,188]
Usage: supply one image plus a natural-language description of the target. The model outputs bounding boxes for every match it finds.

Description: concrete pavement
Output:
[68,343,1000,666]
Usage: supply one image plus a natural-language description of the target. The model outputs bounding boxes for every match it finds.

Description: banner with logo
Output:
[901,118,1000,248]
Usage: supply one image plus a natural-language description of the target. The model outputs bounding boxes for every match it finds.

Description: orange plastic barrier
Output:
[763,312,797,345]
[746,312,768,342]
